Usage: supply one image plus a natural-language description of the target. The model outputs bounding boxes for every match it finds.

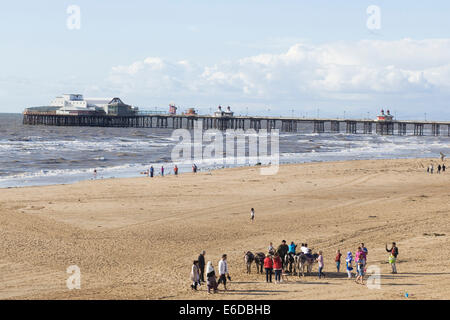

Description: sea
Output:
[1,113,449,188]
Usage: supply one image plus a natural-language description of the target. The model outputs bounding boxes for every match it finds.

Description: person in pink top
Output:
[355,247,364,275]
[355,247,362,262]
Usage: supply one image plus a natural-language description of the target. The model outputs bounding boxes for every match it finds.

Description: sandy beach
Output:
[1,158,449,300]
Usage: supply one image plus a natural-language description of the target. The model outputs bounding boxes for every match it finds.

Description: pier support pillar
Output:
[363,122,372,134]
[397,123,407,135]
[432,123,440,136]
[346,121,357,134]
[313,121,325,133]
[376,122,393,135]
[413,123,424,136]
[414,123,423,136]
[330,121,340,133]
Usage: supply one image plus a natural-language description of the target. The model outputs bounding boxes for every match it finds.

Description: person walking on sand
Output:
[218,254,231,291]
[346,251,353,278]
[150,166,154,178]
[437,164,442,174]
[386,242,399,274]
[264,255,273,283]
[317,251,325,279]
[335,249,342,272]
[443,164,446,172]
[190,260,200,291]
[430,164,434,174]
[250,208,255,222]
[174,165,178,176]
[273,253,283,283]
[198,251,206,283]
[206,261,218,294]
[161,165,164,176]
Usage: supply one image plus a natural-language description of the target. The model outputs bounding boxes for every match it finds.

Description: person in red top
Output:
[335,249,342,272]
[272,253,283,283]
[264,255,273,283]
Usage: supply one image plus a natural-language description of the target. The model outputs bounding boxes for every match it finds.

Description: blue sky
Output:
[1,1,450,119]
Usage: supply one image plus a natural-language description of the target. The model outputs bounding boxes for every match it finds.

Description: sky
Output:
[1,0,450,120]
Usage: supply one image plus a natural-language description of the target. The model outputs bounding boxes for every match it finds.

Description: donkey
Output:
[244,251,255,274]
[296,252,319,277]
[284,252,296,274]
[254,252,266,274]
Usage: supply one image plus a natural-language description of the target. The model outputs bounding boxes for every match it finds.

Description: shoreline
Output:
[0,154,444,190]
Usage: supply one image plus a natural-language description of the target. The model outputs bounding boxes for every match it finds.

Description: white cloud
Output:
[104,39,450,116]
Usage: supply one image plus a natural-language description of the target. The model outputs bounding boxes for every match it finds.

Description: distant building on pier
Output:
[214,106,234,117]
[169,104,177,115]
[24,94,137,116]
[375,109,394,122]
[183,108,197,116]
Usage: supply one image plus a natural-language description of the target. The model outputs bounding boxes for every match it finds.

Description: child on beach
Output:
[346,252,353,278]
[335,249,342,272]
[355,257,365,284]
[206,261,218,294]
[268,242,274,255]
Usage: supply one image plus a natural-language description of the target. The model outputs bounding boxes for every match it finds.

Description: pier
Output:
[22,113,450,136]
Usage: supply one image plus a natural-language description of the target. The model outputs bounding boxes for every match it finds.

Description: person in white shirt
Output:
[218,254,230,290]
[250,208,255,222]
[301,243,308,254]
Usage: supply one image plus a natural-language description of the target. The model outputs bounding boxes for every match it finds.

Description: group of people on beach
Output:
[427,163,446,174]
[190,251,231,294]
[190,240,400,292]
[339,243,370,284]
[142,163,198,177]
[263,240,323,282]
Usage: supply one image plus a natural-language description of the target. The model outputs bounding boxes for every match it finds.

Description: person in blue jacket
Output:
[288,241,297,254]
